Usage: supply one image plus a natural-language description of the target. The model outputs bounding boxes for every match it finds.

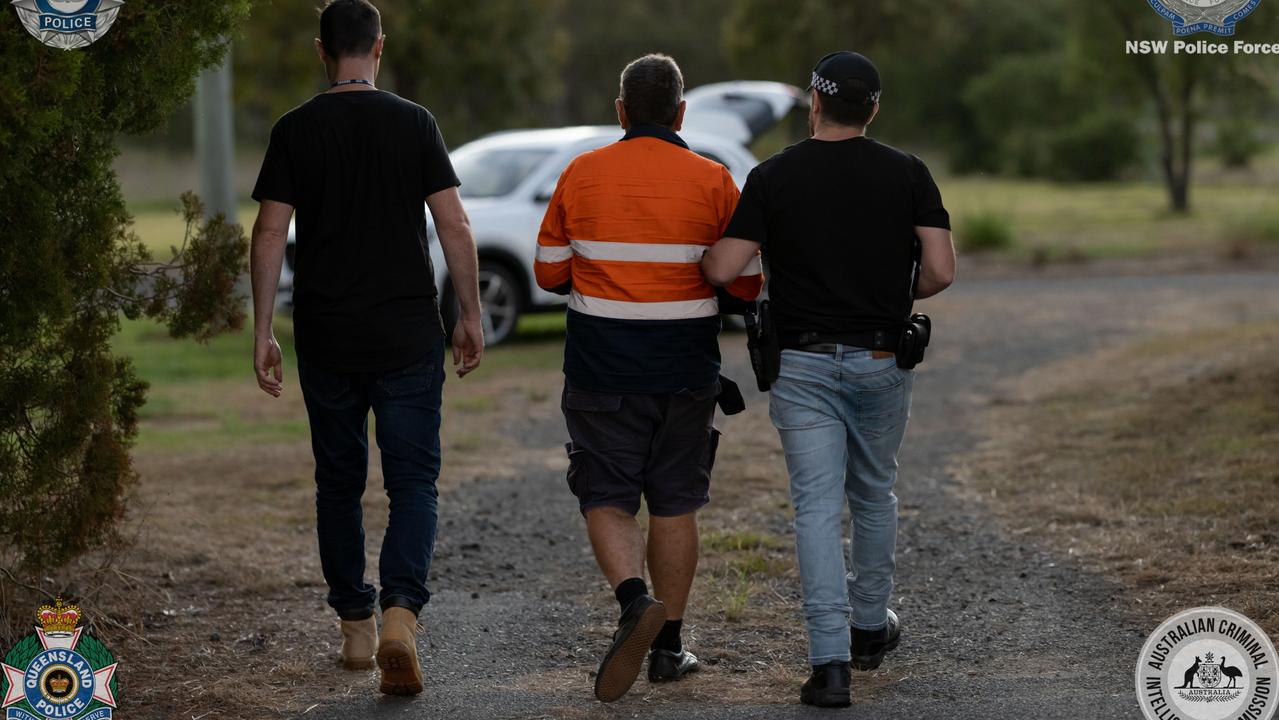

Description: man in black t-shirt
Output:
[248,0,483,697]
[702,51,956,708]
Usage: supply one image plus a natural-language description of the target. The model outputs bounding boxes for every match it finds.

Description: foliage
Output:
[1065,0,1278,210]
[0,1,251,569]
[958,211,1015,253]
[1216,118,1267,169]
[1045,110,1140,182]
[234,0,569,146]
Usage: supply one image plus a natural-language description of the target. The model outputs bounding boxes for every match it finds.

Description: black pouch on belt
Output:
[896,313,932,370]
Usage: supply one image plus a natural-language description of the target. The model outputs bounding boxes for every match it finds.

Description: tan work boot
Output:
[340,616,378,670]
[377,607,423,695]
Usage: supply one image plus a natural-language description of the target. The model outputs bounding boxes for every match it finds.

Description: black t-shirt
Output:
[252,90,459,373]
[724,137,949,338]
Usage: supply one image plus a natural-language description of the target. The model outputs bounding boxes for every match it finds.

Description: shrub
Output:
[0,3,251,569]
[1216,119,1268,169]
[1046,110,1141,182]
[958,212,1016,253]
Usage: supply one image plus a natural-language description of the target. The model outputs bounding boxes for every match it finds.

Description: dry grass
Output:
[962,321,1279,634]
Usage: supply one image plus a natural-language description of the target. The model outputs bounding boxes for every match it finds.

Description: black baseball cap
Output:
[808,51,882,105]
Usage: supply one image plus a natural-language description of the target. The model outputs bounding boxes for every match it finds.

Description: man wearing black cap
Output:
[702,50,955,707]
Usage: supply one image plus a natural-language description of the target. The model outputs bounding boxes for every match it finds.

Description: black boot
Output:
[851,609,901,671]
[800,661,851,707]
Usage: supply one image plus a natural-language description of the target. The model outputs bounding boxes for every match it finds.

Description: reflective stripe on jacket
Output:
[534,133,764,317]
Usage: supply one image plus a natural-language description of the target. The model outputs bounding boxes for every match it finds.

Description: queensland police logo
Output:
[1136,606,1278,720]
[1147,0,1263,36]
[10,0,124,50]
[1,599,118,720]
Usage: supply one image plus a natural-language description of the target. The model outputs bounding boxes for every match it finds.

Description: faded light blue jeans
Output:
[769,346,914,665]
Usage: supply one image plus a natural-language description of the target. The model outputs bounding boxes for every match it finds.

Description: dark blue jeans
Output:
[297,343,445,620]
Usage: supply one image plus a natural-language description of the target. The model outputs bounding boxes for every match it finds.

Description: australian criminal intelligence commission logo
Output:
[1137,607,1278,720]
[1,599,118,720]
[10,0,124,50]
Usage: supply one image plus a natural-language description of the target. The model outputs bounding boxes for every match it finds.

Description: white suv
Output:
[279,82,803,345]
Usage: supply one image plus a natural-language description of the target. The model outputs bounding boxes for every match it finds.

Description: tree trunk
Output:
[1171,62,1197,214]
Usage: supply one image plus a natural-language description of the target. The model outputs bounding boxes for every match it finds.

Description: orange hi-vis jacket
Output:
[534,132,764,322]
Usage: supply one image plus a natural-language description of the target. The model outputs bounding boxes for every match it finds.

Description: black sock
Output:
[615,577,648,613]
[652,619,683,653]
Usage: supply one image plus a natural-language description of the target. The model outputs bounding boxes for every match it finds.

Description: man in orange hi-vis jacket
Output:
[535,54,763,703]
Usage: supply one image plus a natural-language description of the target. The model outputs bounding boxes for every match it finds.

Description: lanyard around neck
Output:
[330,79,373,88]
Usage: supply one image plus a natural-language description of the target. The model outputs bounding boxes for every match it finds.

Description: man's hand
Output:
[451,317,484,378]
[249,199,293,398]
[255,335,285,397]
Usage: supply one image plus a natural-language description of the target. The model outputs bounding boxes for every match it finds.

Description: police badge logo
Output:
[10,0,124,50]
[1,599,119,720]
[1136,606,1278,720]
[1147,0,1263,36]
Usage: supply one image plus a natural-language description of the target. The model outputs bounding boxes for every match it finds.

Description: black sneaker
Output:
[594,595,667,702]
[647,648,701,682]
[800,661,851,707]
[851,609,901,671]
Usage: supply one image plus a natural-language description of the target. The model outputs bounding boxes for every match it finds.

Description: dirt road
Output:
[303,271,1279,720]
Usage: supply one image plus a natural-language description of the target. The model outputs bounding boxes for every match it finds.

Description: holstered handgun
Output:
[745,300,781,392]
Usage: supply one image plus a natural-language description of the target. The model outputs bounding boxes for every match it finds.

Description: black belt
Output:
[779,330,899,353]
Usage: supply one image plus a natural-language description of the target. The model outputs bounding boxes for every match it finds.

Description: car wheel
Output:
[443,260,523,347]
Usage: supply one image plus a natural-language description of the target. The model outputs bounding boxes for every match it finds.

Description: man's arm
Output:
[426,186,483,377]
[534,171,572,295]
[915,226,956,299]
[702,237,762,288]
[250,199,294,397]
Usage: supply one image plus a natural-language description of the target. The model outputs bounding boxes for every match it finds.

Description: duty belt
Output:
[779,330,899,353]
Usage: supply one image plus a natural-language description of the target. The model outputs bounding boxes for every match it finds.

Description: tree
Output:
[1073,0,1278,211]
[0,2,252,568]
[234,0,568,147]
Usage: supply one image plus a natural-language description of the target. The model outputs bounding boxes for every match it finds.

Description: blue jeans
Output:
[297,343,445,620]
[769,347,913,665]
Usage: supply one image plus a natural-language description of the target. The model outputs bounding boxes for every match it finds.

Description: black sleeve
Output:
[911,157,950,230]
[722,166,769,244]
[252,118,296,205]
[421,110,461,198]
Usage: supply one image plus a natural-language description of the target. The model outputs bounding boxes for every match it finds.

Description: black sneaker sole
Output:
[851,634,900,671]
[594,598,667,702]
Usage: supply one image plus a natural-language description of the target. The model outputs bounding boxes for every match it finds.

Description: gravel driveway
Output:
[308,271,1279,720]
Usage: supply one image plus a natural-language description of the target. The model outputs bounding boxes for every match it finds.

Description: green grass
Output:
[130,199,259,257]
[113,316,295,383]
[113,312,565,452]
[703,529,786,553]
[943,163,1279,259]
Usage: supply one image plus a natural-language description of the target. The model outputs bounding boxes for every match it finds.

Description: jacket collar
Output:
[621,123,689,149]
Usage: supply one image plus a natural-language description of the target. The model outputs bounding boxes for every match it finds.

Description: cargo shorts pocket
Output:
[565,441,588,499]
[704,427,722,474]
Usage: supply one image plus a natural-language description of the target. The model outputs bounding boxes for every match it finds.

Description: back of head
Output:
[319,0,382,59]
[619,54,684,128]
[810,51,882,128]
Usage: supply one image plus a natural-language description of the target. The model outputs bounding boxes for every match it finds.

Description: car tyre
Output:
[442,259,523,347]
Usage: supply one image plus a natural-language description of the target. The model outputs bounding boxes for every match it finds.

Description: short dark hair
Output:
[619,54,684,127]
[817,79,877,127]
[319,0,381,60]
